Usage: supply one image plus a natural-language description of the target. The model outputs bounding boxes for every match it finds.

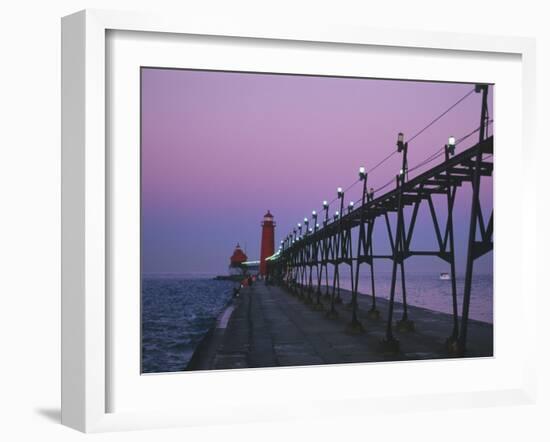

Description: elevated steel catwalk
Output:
[268,135,493,357]
[289,136,492,240]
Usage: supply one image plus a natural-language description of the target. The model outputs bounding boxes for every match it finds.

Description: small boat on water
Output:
[439,272,450,280]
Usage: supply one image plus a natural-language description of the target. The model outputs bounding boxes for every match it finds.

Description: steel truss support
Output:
[319,214,332,302]
[326,195,345,318]
[270,113,492,355]
[380,174,407,353]
[451,84,492,356]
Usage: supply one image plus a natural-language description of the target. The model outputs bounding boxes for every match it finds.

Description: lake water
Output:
[141,272,492,373]
[336,271,493,323]
[141,274,235,373]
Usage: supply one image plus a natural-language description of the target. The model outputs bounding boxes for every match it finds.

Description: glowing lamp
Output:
[447,135,456,155]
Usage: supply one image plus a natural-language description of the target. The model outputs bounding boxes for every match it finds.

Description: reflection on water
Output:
[333,271,493,323]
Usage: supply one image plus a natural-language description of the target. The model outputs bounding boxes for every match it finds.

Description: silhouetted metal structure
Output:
[267,85,493,356]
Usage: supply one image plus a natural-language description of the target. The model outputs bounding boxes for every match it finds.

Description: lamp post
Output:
[444,135,460,349]
[301,217,312,300]
[312,210,318,232]
[358,169,379,319]
[358,166,368,204]
[334,186,345,306]
[337,187,344,211]
[298,220,308,296]
[327,195,342,318]
[320,200,330,301]
[309,210,322,304]
[290,229,297,292]
[445,135,456,159]
[397,132,409,182]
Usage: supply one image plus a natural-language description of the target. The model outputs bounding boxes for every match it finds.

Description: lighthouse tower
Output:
[228,243,248,276]
[259,210,276,276]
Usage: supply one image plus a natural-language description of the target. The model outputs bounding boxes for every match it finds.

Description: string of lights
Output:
[282,87,486,244]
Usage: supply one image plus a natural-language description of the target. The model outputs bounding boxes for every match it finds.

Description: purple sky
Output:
[141,68,493,275]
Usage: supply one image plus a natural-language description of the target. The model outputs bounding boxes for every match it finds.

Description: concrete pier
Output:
[187,282,493,370]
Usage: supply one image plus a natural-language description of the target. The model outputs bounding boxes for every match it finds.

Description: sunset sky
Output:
[141,68,493,275]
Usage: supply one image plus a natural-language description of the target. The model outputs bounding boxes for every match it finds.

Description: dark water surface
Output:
[141,274,234,373]
[141,272,492,373]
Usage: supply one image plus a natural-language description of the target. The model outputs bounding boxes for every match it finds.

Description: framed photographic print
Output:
[61,9,537,432]
[140,68,494,374]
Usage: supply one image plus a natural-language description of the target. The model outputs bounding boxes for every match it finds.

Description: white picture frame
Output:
[61,9,537,433]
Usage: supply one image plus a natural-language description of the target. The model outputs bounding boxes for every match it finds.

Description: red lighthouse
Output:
[260,210,276,276]
[228,243,248,276]
[230,243,248,267]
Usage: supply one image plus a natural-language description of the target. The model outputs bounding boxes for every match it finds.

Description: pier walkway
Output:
[187,282,492,371]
